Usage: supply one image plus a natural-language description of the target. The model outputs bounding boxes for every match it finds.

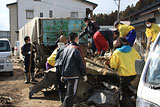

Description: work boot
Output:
[100,50,106,56]
[31,72,38,82]
[24,73,30,84]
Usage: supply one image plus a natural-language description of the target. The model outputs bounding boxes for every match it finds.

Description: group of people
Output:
[46,33,87,107]
[79,17,137,56]
[22,33,87,107]
[21,17,160,107]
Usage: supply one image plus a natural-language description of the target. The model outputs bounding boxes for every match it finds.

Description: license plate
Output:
[0,65,4,69]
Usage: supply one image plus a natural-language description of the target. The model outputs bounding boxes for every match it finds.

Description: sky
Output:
[0,0,139,31]
[0,0,16,31]
[88,0,139,14]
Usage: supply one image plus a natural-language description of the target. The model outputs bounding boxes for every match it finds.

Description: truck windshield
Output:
[0,41,11,52]
[146,38,160,85]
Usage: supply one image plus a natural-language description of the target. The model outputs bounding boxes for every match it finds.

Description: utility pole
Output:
[117,0,120,21]
[114,0,121,21]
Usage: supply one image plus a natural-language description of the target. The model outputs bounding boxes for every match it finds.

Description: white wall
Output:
[9,4,18,48]
[17,0,94,29]
[19,17,40,59]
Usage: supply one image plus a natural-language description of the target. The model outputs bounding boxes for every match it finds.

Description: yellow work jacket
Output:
[117,24,135,38]
[145,23,160,42]
[110,45,141,77]
[47,48,58,66]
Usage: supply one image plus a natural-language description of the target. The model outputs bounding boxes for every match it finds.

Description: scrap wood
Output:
[85,57,117,76]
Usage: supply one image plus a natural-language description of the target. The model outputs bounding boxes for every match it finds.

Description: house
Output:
[123,0,160,55]
[7,0,97,48]
[0,31,10,39]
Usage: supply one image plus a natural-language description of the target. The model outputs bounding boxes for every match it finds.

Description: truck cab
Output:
[136,33,160,106]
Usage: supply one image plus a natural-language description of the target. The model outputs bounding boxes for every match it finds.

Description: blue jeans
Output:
[126,30,136,46]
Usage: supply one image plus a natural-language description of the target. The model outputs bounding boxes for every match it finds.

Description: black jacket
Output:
[79,21,100,38]
[55,44,66,67]
[61,42,86,78]
[21,43,36,61]
[99,29,114,49]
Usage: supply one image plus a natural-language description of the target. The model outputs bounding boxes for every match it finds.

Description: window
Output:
[71,12,78,18]
[26,10,34,19]
[49,10,53,18]
[146,37,160,85]
[33,0,41,1]
[40,13,43,17]
[0,41,11,52]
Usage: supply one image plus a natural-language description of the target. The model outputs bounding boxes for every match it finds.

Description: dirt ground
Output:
[0,61,61,107]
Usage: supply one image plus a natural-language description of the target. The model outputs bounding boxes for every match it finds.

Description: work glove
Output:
[32,49,36,52]
[28,51,31,54]
[104,60,110,65]
[61,76,65,83]
[83,75,88,82]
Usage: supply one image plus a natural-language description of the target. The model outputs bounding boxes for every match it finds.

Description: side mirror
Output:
[135,59,145,75]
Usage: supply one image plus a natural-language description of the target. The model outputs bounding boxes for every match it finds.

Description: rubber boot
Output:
[59,93,65,104]
[24,73,30,84]
[31,72,38,82]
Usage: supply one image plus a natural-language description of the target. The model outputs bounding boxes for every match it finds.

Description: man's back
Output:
[99,29,114,49]
[61,42,86,78]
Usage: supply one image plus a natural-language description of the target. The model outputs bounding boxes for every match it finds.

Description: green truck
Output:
[19,17,87,68]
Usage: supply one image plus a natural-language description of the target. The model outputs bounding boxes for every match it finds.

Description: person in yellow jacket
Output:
[145,18,160,49]
[46,35,66,70]
[105,37,141,107]
[114,21,136,46]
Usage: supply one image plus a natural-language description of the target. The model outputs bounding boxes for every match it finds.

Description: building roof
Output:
[0,30,10,32]
[123,0,160,20]
[6,2,17,7]
[81,0,98,8]
[6,1,98,8]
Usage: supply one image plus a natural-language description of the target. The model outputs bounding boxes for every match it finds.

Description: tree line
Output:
[93,0,158,25]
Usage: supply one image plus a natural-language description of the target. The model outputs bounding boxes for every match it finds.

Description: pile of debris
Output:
[30,47,139,106]
[76,51,139,106]
[0,96,13,106]
[74,55,120,106]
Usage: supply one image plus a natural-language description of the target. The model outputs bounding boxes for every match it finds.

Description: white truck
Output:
[136,33,160,106]
[0,38,13,76]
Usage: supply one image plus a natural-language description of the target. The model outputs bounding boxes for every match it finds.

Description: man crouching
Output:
[61,32,87,107]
